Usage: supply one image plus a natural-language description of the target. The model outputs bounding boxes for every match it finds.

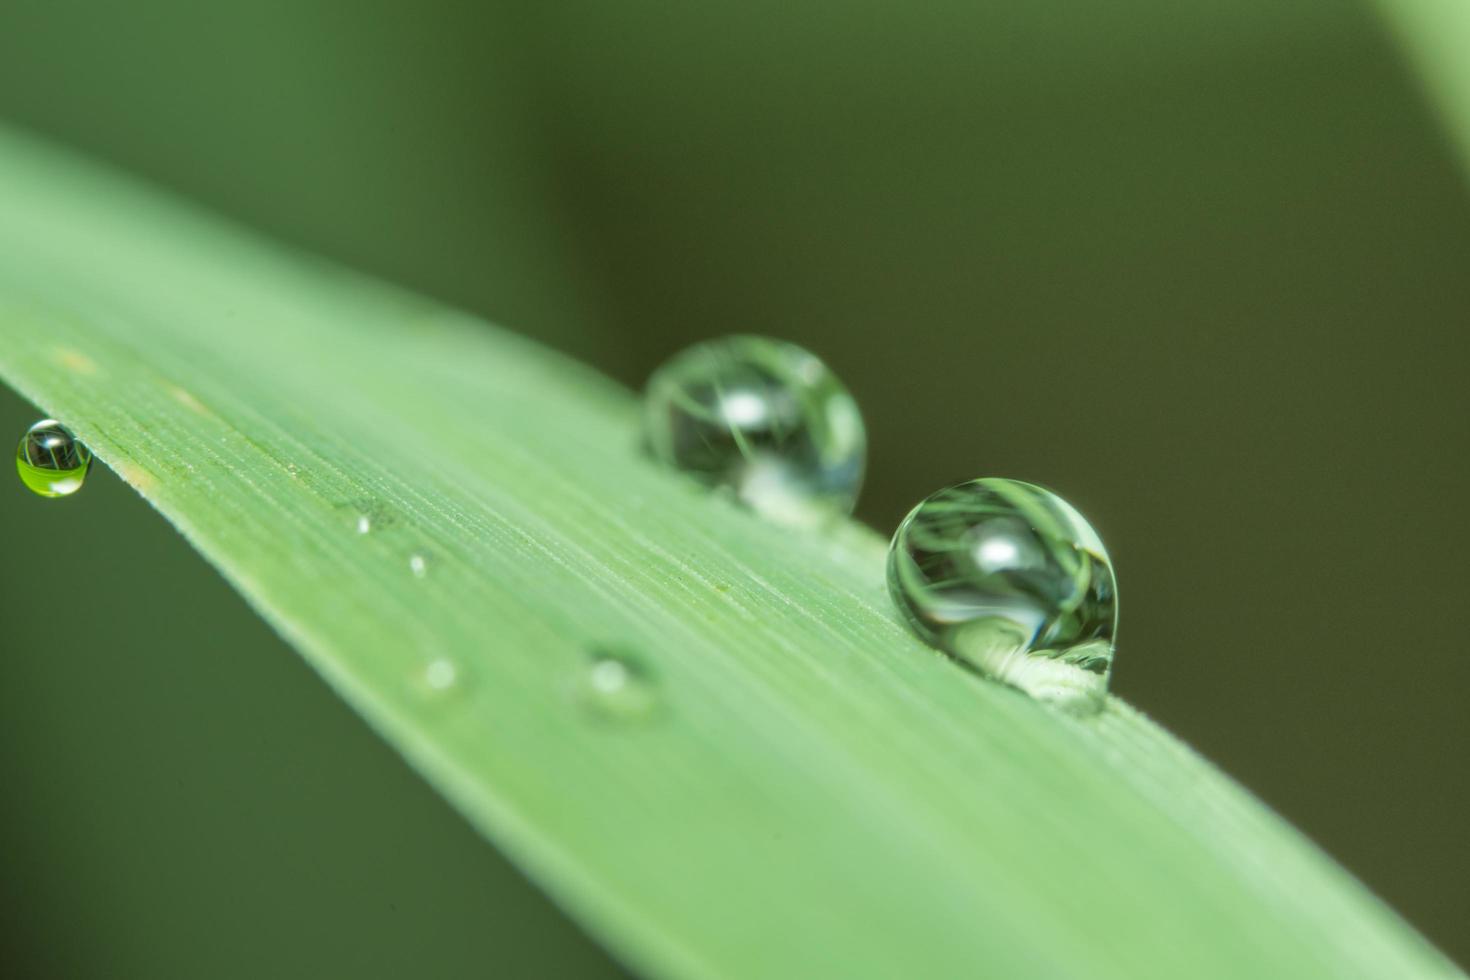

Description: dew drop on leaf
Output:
[887,478,1117,712]
[642,336,865,527]
[413,656,469,703]
[424,657,460,691]
[579,650,661,724]
[338,499,396,535]
[15,419,92,498]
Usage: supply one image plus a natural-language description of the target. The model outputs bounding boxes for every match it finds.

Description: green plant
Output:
[0,125,1460,979]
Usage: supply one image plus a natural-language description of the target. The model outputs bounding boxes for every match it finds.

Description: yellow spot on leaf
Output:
[113,460,159,494]
[169,385,211,416]
[54,347,99,376]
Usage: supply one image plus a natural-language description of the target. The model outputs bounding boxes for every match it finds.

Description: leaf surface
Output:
[0,128,1457,980]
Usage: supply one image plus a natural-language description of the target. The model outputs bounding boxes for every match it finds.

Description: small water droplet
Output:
[423,657,461,693]
[579,650,661,724]
[15,420,92,498]
[888,478,1117,712]
[410,655,471,704]
[339,499,397,535]
[642,336,865,527]
[408,552,430,578]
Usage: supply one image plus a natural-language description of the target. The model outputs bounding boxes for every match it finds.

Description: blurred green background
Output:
[2,0,1467,975]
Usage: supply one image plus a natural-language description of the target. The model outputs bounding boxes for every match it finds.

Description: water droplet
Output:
[15,420,92,498]
[579,650,661,724]
[642,336,865,526]
[408,552,430,578]
[422,657,461,693]
[339,499,398,535]
[410,656,471,705]
[888,478,1117,712]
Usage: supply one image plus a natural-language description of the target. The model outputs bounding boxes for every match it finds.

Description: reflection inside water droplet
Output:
[579,650,661,724]
[408,553,430,578]
[15,419,92,498]
[641,336,866,527]
[887,478,1117,713]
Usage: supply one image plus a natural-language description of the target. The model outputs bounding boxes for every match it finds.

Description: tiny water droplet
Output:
[339,499,398,535]
[888,478,1117,712]
[423,657,461,693]
[408,552,430,578]
[642,336,865,526]
[579,650,661,724]
[411,656,471,704]
[16,420,92,498]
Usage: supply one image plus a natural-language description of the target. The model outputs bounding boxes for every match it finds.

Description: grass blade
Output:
[1375,0,1470,174]
[0,126,1458,979]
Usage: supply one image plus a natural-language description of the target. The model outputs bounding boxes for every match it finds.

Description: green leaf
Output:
[1375,0,1470,174]
[0,126,1457,979]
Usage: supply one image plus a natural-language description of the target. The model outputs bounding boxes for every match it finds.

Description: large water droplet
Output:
[642,336,865,526]
[15,420,92,498]
[579,650,661,724]
[887,478,1117,712]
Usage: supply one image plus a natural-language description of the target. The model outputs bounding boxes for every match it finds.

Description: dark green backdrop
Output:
[2,1,1466,975]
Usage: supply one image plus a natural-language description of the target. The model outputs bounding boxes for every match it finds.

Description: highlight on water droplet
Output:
[642,336,866,527]
[578,649,661,724]
[887,478,1117,712]
[408,552,430,578]
[15,419,92,498]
